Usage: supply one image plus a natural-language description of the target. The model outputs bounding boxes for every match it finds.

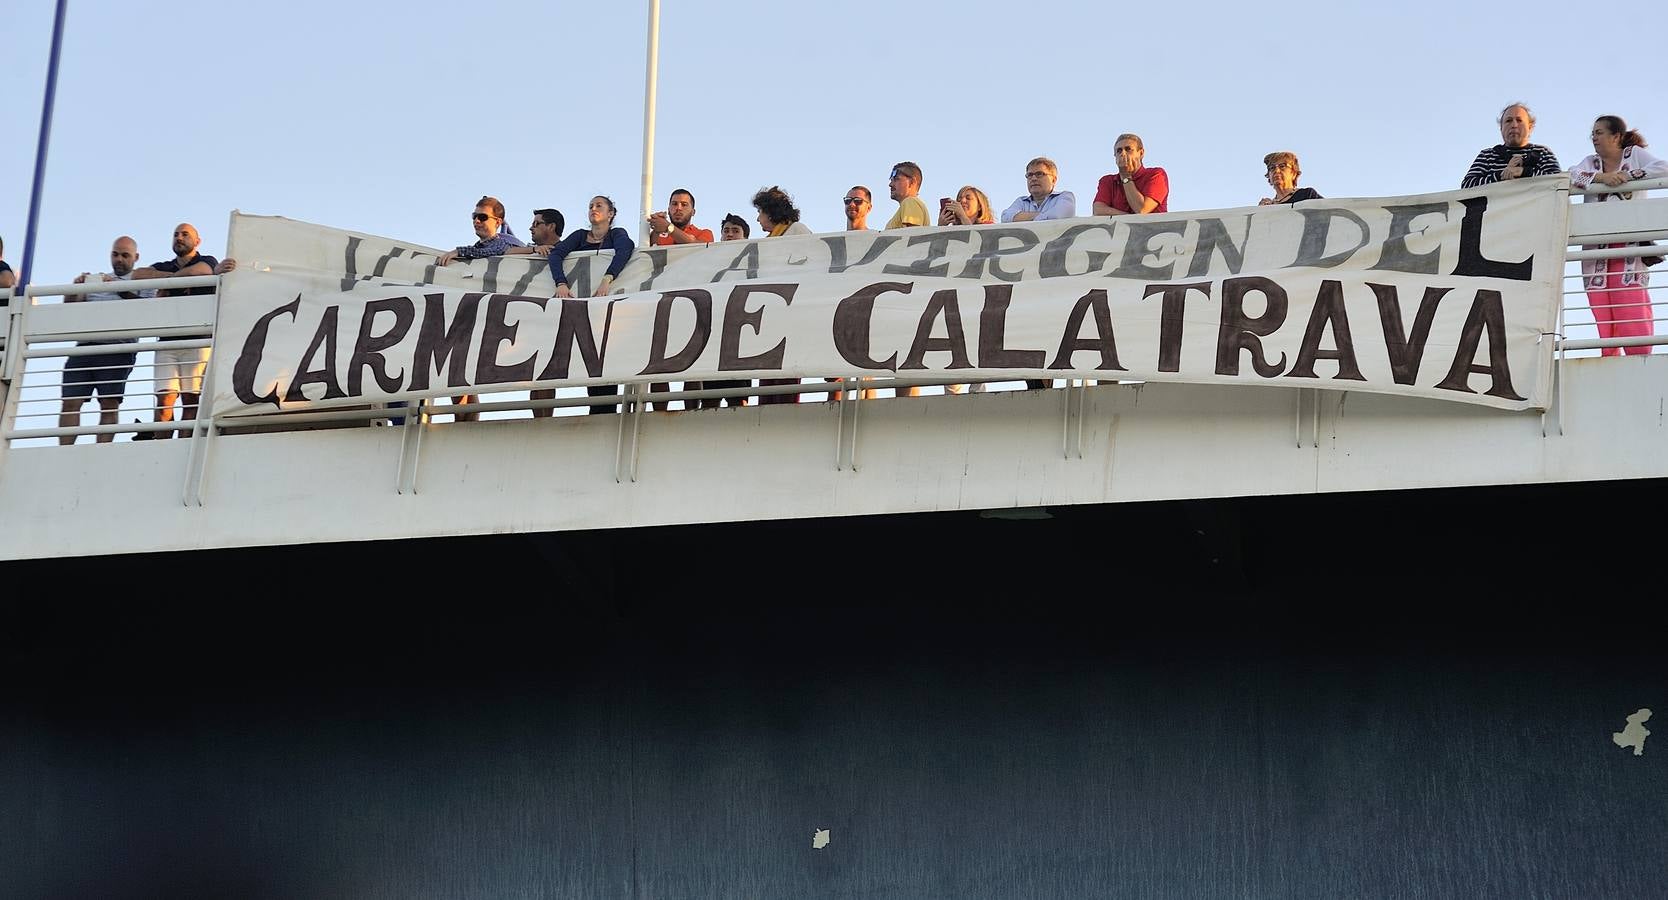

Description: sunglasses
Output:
[471,213,495,222]
[1025,171,1049,178]
[843,197,866,205]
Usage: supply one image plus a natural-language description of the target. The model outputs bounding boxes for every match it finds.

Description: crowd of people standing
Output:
[10,103,1663,438]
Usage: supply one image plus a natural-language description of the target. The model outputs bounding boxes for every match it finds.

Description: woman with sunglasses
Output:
[1568,115,1668,355]
[549,196,636,412]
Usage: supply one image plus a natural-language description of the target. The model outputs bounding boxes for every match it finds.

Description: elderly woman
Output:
[751,187,810,404]
[1259,152,1322,205]
[752,186,812,237]
[1569,115,1668,356]
[549,195,635,413]
[938,185,996,226]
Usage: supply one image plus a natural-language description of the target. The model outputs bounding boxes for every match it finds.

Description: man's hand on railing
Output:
[215,259,237,275]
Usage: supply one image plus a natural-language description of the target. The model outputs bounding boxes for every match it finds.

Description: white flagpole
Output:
[638,0,661,245]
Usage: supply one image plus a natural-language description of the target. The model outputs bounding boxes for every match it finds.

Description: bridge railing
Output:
[5,181,1668,450]
[1560,176,1668,355]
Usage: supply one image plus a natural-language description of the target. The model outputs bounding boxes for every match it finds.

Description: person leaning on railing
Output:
[59,236,153,445]
[505,208,565,417]
[1001,157,1077,391]
[436,196,525,422]
[1568,115,1668,356]
[752,186,810,406]
[1000,157,1076,224]
[129,223,236,439]
[549,195,635,414]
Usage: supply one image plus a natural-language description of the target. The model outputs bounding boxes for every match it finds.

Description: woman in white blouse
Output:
[1568,115,1668,355]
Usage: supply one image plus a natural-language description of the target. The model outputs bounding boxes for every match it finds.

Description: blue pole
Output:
[18,0,70,290]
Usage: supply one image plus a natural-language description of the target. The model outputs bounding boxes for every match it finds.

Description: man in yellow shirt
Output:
[885,162,930,229]
[877,162,928,397]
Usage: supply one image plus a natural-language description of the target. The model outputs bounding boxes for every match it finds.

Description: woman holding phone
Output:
[938,186,996,226]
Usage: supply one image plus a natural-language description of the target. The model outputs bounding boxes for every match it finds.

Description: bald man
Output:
[132,223,237,435]
[59,237,153,444]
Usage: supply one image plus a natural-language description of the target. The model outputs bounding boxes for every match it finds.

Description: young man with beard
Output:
[131,223,236,436]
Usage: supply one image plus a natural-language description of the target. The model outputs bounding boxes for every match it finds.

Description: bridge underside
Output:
[5,479,1664,899]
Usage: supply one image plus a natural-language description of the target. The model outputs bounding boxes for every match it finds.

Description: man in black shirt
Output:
[131,223,236,436]
[1461,103,1562,188]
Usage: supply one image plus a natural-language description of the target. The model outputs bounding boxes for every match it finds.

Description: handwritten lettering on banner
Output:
[211,177,1567,416]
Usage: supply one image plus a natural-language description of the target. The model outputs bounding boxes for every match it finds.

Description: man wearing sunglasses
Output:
[506,208,566,256]
[842,187,873,230]
[435,196,524,420]
[437,196,525,267]
[884,163,930,230]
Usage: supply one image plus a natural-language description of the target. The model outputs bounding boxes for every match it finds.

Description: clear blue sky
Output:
[1,0,1652,284]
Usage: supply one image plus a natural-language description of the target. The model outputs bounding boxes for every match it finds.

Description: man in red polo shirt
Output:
[646,188,714,246]
[645,188,714,408]
[1093,133,1169,216]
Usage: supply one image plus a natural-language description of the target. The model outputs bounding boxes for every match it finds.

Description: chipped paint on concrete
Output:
[1612,708,1652,756]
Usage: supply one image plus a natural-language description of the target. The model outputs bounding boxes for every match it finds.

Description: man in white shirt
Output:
[59,236,151,444]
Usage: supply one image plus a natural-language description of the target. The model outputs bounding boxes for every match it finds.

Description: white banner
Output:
[211,177,1568,417]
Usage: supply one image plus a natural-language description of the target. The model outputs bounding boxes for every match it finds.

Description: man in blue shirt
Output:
[437,196,525,267]
[1000,157,1077,223]
[436,196,524,420]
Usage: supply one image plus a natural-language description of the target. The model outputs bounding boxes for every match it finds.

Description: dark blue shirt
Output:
[151,253,220,296]
[454,228,526,260]
[548,228,636,286]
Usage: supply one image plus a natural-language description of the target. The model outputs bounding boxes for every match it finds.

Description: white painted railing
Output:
[2,276,219,445]
[1560,176,1668,355]
[5,180,1667,450]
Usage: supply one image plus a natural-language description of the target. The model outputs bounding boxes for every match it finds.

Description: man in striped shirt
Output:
[1461,103,1561,188]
